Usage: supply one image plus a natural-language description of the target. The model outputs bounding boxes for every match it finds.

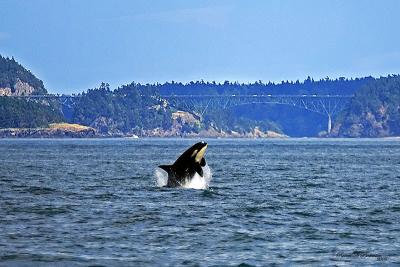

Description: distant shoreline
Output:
[0,131,289,139]
[1,130,399,140]
[1,124,399,139]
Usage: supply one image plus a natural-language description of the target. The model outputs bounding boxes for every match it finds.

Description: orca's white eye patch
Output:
[195,145,207,162]
[191,149,198,157]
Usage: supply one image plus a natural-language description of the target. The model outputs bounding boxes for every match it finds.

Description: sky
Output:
[1,0,400,94]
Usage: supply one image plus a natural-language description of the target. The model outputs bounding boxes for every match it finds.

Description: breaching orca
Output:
[158,141,208,187]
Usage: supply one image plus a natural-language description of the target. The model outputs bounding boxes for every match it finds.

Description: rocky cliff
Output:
[0,55,47,95]
[0,78,36,96]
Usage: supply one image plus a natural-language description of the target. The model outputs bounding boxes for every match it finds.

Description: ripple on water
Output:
[93,193,120,200]
[25,186,58,195]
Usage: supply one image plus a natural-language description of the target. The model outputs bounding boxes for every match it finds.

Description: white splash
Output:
[154,168,168,187]
[155,164,212,190]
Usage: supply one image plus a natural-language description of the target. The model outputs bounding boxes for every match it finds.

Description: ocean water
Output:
[0,138,399,266]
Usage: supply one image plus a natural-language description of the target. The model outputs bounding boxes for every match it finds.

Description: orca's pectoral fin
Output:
[159,165,173,175]
[195,164,203,177]
[200,157,206,167]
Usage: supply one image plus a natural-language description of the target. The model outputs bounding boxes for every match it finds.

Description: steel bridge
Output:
[160,94,353,133]
[5,94,353,133]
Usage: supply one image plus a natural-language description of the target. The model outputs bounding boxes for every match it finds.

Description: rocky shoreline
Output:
[0,125,288,139]
[0,127,97,138]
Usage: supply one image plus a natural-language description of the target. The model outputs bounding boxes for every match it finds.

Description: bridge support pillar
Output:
[327,114,332,134]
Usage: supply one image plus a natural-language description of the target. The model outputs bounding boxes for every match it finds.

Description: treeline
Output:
[0,55,47,94]
[0,97,63,128]
[153,76,374,95]
[333,75,400,137]
[75,76,373,97]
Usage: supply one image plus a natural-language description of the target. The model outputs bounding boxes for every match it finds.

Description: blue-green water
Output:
[0,138,399,266]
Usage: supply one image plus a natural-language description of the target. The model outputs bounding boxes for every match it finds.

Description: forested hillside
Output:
[69,82,284,136]
[0,97,63,128]
[0,55,61,128]
[71,83,173,134]
[332,75,400,137]
[69,77,372,136]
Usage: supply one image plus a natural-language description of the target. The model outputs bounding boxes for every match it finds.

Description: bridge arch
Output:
[161,95,353,134]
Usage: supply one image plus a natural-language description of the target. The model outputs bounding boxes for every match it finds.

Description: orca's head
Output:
[189,141,208,163]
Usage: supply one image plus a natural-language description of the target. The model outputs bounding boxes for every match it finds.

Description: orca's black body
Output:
[159,142,208,187]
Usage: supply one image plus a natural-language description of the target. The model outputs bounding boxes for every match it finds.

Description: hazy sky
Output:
[1,0,400,94]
